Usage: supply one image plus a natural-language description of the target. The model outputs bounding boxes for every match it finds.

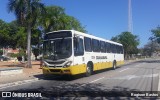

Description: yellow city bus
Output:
[42,30,124,76]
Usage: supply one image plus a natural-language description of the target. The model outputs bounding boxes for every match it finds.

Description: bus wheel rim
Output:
[87,66,90,73]
[113,63,116,69]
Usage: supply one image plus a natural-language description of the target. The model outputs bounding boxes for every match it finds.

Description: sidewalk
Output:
[0,61,42,85]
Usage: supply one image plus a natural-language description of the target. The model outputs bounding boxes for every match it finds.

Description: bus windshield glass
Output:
[43,38,72,60]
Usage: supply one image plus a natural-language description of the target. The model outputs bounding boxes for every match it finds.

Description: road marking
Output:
[108,74,158,80]
[119,68,129,72]
[77,77,105,88]
[0,78,39,90]
[109,75,136,80]
[89,77,105,83]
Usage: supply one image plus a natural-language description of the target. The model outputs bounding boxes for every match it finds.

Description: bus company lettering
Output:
[91,56,95,59]
[96,56,107,59]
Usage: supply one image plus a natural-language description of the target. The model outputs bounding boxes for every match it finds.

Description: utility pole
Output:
[128,0,133,33]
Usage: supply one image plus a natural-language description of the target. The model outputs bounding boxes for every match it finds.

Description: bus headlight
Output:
[63,61,72,68]
[42,62,48,67]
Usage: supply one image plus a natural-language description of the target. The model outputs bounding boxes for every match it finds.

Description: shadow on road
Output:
[34,74,85,81]
[33,67,121,81]
[6,82,158,100]
[136,59,160,63]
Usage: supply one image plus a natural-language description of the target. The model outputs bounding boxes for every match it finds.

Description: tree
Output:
[0,20,27,49]
[146,26,160,56]
[0,19,11,48]
[111,32,140,59]
[8,0,45,68]
[31,28,42,59]
[38,6,86,33]
[15,27,27,49]
[0,50,3,55]
[62,15,87,33]
[151,26,160,43]
[142,41,160,57]
[8,20,19,48]
[110,36,119,43]
[38,6,65,33]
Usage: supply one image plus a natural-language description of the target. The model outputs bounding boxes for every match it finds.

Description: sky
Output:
[0,0,160,48]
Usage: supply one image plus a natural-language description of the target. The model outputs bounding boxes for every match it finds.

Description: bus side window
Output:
[120,46,124,54]
[84,37,92,52]
[100,41,106,52]
[106,43,112,53]
[117,45,120,54]
[105,42,109,53]
[114,45,117,53]
[74,37,84,56]
[110,44,114,53]
[119,46,122,54]
[92,39,100,52]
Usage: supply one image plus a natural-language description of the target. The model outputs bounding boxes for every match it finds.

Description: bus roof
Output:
[46,30,123,46]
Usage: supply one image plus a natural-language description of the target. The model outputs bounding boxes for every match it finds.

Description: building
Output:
[3,48,19,56]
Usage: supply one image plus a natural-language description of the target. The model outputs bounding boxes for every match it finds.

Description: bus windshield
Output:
[43,38,72,60]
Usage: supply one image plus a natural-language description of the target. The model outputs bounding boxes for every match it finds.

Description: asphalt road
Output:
[1,58,160,99]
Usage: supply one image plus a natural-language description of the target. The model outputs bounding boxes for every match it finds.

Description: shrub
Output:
[0,50,3,55]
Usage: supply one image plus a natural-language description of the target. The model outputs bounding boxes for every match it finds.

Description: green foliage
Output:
[10,53,17,58]
[111,32,140,57]
[10,49,26,58]
[38,6,65,32]
[15,27,27,49]
[18,49,26,57]
[111,36,119,43]
[0,19,11,47]
[39,6,86,33]
[31,29,41,46]
[142,41,160,57]
[33,48,39,60]
[0,50,3,55]
[63,15,87,33]
[2,4,86,51]
[147,26,160,56]
[0,20,27,49]
[1,2,87,65]
[8,0,45,67]
[8,0,45,27]
[151,26,160,37]
[151,26,160,43]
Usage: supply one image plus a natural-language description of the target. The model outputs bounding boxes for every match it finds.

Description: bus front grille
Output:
[47,61,65,64]
[49,66,62,68]
[49,69,61,72]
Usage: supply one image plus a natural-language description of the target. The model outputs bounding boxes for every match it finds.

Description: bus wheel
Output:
[112,61,116,70]
[86,63,92,77]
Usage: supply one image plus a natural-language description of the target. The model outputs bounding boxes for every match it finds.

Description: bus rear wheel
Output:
[86,63,92,77]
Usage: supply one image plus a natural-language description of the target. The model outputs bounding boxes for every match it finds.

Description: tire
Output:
[112,61,116,70]
[86,63,92,77]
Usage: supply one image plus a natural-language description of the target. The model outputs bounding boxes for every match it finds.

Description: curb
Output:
[0,78,39,90]
[158,72,160,91]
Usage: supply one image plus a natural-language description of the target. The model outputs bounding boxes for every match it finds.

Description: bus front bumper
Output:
[42,64,86,75]
[42,67,71,75]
